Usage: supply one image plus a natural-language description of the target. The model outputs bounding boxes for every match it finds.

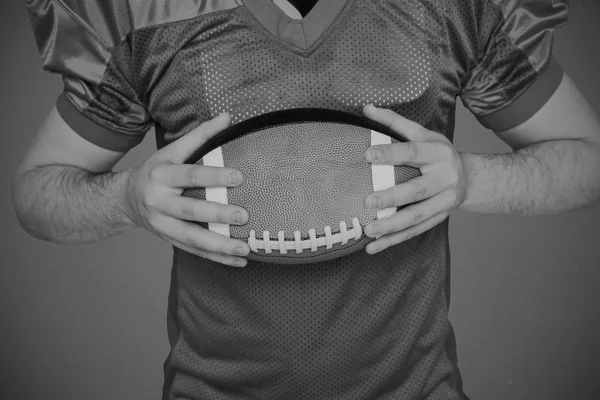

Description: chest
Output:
[138,0,464,144]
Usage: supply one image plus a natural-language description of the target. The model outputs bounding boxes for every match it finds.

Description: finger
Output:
[364,191,453,238]
[163,234,248,268]
[157,113,232,163]
[363,104,440,142]
[365,211,449,254]
[154,164,244,188]
[157,214,251,258]
[365,140,451,167]
[365,175,445,210]
[159,196,249,225]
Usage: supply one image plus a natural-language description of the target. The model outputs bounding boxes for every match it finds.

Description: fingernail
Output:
[234,246,246,256]
[369,148,380,161]
[232,259,247,268]
[233,211,243,224]
[229,172,239,184]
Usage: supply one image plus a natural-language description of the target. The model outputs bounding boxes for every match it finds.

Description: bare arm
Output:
[11,108,252,267]
[459,74,600,216]
[11,106,134,243]
[13,167,134,243]
[360,73,600,253]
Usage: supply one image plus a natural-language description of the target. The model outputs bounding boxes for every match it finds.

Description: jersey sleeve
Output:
[460,0,569,132]
[26,0,153,152]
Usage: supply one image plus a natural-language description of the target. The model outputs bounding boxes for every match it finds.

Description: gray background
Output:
[1,1,599,399]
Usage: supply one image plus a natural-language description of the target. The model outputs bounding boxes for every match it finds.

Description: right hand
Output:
[123,113,251,267]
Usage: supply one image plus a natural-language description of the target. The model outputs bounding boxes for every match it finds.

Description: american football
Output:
[182,108,421,264]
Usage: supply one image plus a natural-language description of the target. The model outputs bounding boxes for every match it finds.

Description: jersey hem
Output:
[57,92,144,152]
[478,56,564,132]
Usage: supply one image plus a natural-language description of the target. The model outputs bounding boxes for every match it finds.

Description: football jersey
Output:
[26,0,568,399]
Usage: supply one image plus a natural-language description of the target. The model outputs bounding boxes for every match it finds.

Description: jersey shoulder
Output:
[27,0,241,50]
[25,0,243,152]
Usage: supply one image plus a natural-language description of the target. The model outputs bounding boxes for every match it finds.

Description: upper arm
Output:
[495,73,600,150]
[16,106,126,177]
[460,0,569,138]
[21,0,153,177]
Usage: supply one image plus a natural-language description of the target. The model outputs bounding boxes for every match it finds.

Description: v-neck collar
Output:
[242,0,351,50]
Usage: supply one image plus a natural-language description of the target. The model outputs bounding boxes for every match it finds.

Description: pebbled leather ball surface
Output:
[183,120,420,264]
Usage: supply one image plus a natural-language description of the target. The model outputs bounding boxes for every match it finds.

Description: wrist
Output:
[115,168,137,227]
[457,152,478,212]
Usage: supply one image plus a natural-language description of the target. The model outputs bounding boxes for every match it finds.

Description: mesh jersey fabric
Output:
[26,0,569,399]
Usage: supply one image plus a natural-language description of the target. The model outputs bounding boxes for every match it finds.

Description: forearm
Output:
[459,139,600,216]
[12,166,136,244]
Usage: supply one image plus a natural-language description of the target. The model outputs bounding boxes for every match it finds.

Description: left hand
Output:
[362,104,468,254]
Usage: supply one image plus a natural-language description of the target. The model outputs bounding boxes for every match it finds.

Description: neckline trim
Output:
[241,0,350,50]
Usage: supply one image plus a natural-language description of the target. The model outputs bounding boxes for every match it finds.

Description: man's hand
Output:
[362,104,468,254]
[123,113,252,267]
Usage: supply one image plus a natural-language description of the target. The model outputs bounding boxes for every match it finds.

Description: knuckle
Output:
[147,215,160,230]
[215,208,229,224]
[412,182,427,202]
[228,246,242,256]
[370,221,383,236]
[186,167,200,186]
[207,169,225,187]
[143,188,161,209]
[140,193,154,210]
[146,218,161,234]
[192,248,209,259]
[206,235,234,255]
[411,208,425,224]
[184,236,200,248]
[138,192,149,209]
[219,242,236,256]
[406,142,419,162]
[381,222,393,236]
[216,255,234,265]
[180,204,196,220]
[148,165,162,182]
[227,241,247,256]
[403,229,419,241]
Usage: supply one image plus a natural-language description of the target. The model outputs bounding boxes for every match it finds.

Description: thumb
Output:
[157,113,232,163]
[363,104,439,142]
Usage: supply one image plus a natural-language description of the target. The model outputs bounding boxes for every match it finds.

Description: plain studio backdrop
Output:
[1,2,599,399]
